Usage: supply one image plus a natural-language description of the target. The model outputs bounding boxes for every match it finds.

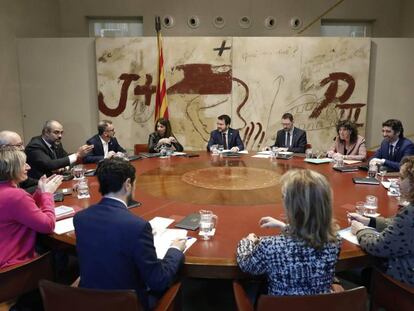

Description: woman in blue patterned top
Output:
[236,169,341,296]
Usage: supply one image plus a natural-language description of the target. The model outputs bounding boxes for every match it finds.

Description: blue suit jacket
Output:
[84,134,126,163]
[207,128,244,151]
[74,198,184,310]
[373,137,414,171]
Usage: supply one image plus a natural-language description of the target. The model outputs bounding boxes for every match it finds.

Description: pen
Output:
[178,237,192,241]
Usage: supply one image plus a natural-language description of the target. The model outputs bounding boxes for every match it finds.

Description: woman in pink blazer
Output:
[0,148,62,269]
[327,120,367,161]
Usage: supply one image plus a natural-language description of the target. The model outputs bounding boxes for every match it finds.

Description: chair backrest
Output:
[134,144,148,154]
[39,280,142,311]
[256,287,368,311]
[0,251,54,302]
[370,268,414,311]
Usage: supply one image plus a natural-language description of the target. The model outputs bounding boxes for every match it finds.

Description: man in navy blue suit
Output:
[74,159,185,310]
[370,119,414,171]
[267,113,307,153]
[84,120,126,163]
[207,114,244,152]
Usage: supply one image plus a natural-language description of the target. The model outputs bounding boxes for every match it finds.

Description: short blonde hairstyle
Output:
[400,156,414,203]
[281,169,338,249]
[0,149,26,182]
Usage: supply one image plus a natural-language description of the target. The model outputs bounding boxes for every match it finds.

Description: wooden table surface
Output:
[48,152,400,278]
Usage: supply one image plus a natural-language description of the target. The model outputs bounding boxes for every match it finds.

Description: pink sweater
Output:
[0,182,55,269]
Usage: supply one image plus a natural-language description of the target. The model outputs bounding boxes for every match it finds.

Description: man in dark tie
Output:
[207,114,244,152]
[268,113,307,153]
[370,119,414,171]
[25,120,94,179]
[84,120,126,163]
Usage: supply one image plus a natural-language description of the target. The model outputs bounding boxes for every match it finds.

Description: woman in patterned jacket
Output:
[350,155,414,286]
[236,169,341,296]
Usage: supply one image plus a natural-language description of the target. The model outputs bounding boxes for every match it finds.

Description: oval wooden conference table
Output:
[47,152,400,279]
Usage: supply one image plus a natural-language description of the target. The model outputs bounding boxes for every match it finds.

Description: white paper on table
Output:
[252,154,271,158]
[172,152,186,156]
[256,151,272,155]
[55,205,74,217]
[338,227,359,245]
[149,217,174,234]
[220,149,248,154]
[381,181,391,189]
[54,217,74,234]
[304,158,333,164]
[153,228,196,259]
[343,159,362,165]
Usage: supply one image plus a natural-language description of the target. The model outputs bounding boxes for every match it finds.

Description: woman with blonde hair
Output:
[0,148,62,268]
[350,155,414,286]
[237,169,341,295]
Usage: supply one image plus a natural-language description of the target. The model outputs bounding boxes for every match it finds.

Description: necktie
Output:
[222,133,227,150]
[50,145,57,159]
[286,132,291,147]
[389,145,394,159]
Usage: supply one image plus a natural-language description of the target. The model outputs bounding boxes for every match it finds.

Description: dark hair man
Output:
[267,113,307,153]
[370,119,414,171]
[207,114,244,152]
[84,120,126,163]
[74,158,185,310]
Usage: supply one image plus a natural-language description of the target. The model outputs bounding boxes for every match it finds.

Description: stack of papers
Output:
[55,205,75,220]
[338,227,359,245]
[54,217,74,234]
[149,217,197,259]
[343,159,362,165]
[304,158,332,164]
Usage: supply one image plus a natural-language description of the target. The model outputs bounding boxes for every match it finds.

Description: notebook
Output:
[333,166,359,172]
[175,213,201,231]
[352,177,380,185]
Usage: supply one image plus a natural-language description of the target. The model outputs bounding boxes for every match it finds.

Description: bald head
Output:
[42,120,64,144]
[0,131,24,149]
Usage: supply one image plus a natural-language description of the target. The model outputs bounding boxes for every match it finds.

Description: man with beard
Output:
[207,114,244,152]
[370,119,414,171]
[25,120,93,179]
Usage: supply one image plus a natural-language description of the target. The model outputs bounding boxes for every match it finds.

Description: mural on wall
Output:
[96,37,370,151]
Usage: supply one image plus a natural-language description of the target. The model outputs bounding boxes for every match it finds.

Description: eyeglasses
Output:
[0,143,24,150]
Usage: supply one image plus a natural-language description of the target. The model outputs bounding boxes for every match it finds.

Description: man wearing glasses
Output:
[84,120,126,163]
[0,130,37,193]
[25,120,93,179]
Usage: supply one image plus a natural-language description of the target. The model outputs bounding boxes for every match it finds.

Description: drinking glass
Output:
[76,179,90,199]
[305,148,313,159]
[364,195,378,216]
[355,201,365,215]
[218,145,224,152]
[333,154,344,168]
[367,163,378,178]
[72,164,85,180]
[211,144,219,155]
[271,146,279,158]
[377,166,387,182]
[199,210,218,240]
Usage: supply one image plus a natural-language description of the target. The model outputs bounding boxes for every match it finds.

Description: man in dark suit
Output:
[370,119,414,171]
[270,113,307,153]
[84,120,126,163]
[207,114,244,152]
[74,159,185,311]
[25,120,93,179]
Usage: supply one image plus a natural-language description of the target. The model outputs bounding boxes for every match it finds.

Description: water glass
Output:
[355,201,365,215]
[271,147,279,158]
[305,148,313,159]
[76,179,90,199]
[72,164,85,180]
[159,145,168,157]
[211,144,219,155]
[367,163,378,178]
[333,154,344,168]
[364,195,378,216]
[199,210,218,240]
[377,166,387,182]
[218,145,224,152]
